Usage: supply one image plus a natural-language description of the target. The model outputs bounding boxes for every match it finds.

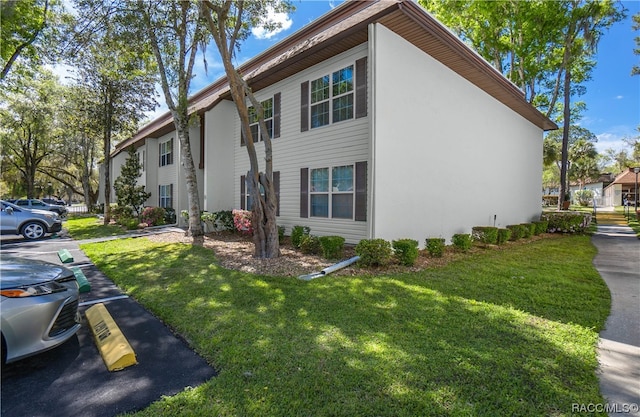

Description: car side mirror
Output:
[5,207,14,214]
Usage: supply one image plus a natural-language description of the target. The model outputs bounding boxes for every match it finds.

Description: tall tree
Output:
[67,0,158,223]
[114,146,151,218]
[632,11,640,76]
[202,0,293,258]
[136,0,207,237]
[0,67,62,197]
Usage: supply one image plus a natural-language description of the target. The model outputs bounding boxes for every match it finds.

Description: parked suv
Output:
[42,198,66,206]
[0,200,63,240]
[12,199,67,217]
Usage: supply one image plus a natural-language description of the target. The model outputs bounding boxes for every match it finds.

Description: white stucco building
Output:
[101,0,556,245]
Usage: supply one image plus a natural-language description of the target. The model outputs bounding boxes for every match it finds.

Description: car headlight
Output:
[0,281,67,298]
[43,212,57,220]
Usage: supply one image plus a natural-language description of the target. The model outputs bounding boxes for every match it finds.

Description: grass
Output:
[65,216,127,240]
[79,234,611,417]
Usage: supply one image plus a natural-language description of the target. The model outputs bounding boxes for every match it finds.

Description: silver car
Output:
[1,200,63,240]
[0,255,81,364]
[12,198,68,217]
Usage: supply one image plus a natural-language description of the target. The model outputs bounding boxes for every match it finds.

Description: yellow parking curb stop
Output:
[85,303,137,371]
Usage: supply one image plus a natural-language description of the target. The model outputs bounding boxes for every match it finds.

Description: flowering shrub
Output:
[451,234,472,251]
[471,226,498,244]
[232,209,253,235]
[541,212,592,233]
[141,206,166,226]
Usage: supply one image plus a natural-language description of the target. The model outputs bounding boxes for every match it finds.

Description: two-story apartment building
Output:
[101,0,556,245]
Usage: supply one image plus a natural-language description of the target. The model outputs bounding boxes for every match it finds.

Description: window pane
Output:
[311,168,329,192]
[311,194,329,217]
[332,66,353,96]
[262,99,273,119]
[250,124,259,142]
[332,194,353,219]
[311,76,329,103]
[248,107,258,124]
[265,119,273,139]
[332,165,353,191]
[311,102,329,128]
[332,94,353,123]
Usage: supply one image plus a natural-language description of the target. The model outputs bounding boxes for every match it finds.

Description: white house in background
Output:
[100,0,556,245]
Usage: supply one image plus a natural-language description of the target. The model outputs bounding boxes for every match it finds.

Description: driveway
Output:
[1,232,216,417]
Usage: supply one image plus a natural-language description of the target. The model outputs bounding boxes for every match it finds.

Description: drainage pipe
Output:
[298,256,361,281]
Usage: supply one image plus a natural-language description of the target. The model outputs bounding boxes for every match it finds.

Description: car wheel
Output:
[21,222,46,240]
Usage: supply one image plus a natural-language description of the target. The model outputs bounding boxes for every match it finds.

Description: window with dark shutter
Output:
[300,168,308,218]
[199,114,205,169]
[240,175,246,210]
[355,57,368,119]
[355,161,367,221]
[273,93,281,138]
[300,81,309,132]
[273,171,280,216]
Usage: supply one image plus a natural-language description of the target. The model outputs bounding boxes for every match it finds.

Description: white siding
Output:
[371,23,544,245]
[232,43,370,243]
[176,122,205,221]
[204,101,236,212]
[156,133,179,209]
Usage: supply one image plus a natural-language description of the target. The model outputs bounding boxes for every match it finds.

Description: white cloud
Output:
[251,8,293,40]
[615,95,624,99]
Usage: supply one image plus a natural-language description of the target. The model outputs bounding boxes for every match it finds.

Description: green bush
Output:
[426,238,445,257]
[300,235,321,255]
[471,227,498,245]
[496,228,512,245]
[506,224,526,241]
[355,239,393,267]
[533,220,549,235]
[278,226,285,243]
[118,217,139,230]
[541,212,592,233]
[520,223,535,238]
[141,206,166,226]
[318,236,345,260]
[392,239,419,266]
[291,225,311,248]
[451,234,472,251]
[112,205,133,221]
[214,210,234,231]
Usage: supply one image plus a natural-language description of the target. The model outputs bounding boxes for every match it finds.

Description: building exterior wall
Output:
[370,23,543,245]
[232,43,370,243]
[204,101,236,212]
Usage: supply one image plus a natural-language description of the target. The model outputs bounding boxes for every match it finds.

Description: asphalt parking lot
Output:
[1,233,217,417]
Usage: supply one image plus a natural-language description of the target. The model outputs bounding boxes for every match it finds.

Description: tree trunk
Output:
[102,87,113,224]
[558,64,571,211]
[173,113,203,237]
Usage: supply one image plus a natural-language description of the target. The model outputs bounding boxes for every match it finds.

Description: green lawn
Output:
[80,234,610,417]
[65,216,127,240]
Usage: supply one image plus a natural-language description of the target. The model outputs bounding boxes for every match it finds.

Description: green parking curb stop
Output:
[70,266,91,293]
[57,249,74,263]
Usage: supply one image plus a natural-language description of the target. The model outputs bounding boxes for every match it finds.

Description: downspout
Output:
[298,256,361,281]
[368,22,377,241]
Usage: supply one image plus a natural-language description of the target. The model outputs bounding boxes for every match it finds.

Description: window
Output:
[159,184,173,208]
[309,165,354,219]
[242,93,280,146]
[300,162,367,221]
[159,138,173,167]
[139,150,145,172]
[309,66,353,128]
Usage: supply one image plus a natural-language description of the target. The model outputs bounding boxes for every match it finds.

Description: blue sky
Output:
[163,0,640,155]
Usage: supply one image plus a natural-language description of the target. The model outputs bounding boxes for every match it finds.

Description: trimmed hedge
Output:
[319,236,345,260]
[520,223,535,238]
[472,226,498,244]
[506,224,526,241]
[355,239,393,267]
[451,234,472,251]
[426,238,445,257]
[496,228,512,245]
[532,220,549,235]
[541,212,592,233]
[392,239,419,266]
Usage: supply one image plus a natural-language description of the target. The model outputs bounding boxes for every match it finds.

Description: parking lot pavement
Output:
[1,234,217,417]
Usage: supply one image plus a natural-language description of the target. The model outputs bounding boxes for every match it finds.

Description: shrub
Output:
[541,212,592,233]
[520,223,535,238]
[392,239,419,266]
[533,220,549,235]
[318,236,345,260]
[506,224,525,241]
[232,209,253,235]
[471,227,498,245]
[291,225,311,248]
[300,235,321,255]
[118,217,139,230]
[574,189,595,206]
[496,228,511,245]
[451,234,472,251]
[426,238,445,257]
[112,205,133,221]
[141,206,166,226]
[164,208,176,224]
[355,239,393,267]
[215,210,234,231]
[278,226,285,243]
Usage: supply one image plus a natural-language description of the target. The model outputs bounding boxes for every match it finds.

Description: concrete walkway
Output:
[592,210,640,416]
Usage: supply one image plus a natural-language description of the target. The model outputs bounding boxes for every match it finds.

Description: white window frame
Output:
[309,64,354,129]
[159,184,172,208]
[248,97,274,142]
[309,164,355,219]
[160,138,173,167]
